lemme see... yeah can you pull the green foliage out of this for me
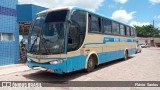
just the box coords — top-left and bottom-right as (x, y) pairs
(134, 25), (160, 37)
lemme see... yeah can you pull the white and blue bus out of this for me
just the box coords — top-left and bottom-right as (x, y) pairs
(27, 6), (136, 74)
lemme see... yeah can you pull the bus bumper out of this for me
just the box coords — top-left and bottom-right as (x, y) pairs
(26, 60), (67, 74)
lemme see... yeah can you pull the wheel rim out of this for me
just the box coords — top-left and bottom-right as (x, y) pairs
(87, 58), (95, 70)
(88, 59), (94, 68)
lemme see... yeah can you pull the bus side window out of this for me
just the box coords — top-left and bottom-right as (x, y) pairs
(133, 28), (136, 36)
(130, 27), (135, 37)
(89, 15), (101, 33)
(112, 21), (120, 35)
(126, 26), (130, 36)
(130, 27), (133, 36)
(103, 18), (112, 34)
(120, 24), (125, 35)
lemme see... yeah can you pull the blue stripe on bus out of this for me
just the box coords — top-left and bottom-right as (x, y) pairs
(27, 48), (136, 74)
(103, 37), (136, 43)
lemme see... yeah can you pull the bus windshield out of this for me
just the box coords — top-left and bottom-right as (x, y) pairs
(28, 10), (68, 55)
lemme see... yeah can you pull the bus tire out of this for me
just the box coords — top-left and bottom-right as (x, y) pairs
(85, 56), (95, 72)
(124, 50), (128, 60)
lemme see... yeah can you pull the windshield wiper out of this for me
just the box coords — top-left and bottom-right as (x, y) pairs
(29, 32), (40, 53)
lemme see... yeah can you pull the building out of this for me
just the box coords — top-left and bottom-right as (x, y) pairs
(136, 37), (151, 45)
(17, 4), (47, 40)
(0, 3), (47, 66)
(0, 0), (19, 66)
(153, 38), (160, 47)
(137, 37), (160, 47)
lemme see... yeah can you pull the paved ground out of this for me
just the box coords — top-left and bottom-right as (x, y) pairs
(0, 47), (160, 90)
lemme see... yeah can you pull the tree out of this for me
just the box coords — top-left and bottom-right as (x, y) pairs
(134, 25), (160, 37)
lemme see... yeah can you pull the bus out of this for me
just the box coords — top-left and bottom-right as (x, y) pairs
(27, 6), (136, 74)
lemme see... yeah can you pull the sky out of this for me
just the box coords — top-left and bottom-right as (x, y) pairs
(18, 0), (160, 28)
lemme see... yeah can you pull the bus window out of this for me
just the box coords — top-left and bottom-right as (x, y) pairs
(133, 28), (136, 36)
(120, 24), (125, 35)
(45, 10), (68, 22)
(130, 27), (136, 37)
(112, 21), (120, 35)
(126, 26), (130, 36)
(89, 15), (101, 33)
(68, 11), (86, 52)
(130, 28), (133, 36)
(103, 18), (112, 34)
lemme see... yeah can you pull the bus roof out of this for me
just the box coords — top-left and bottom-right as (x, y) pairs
(38, 6), (133, 28)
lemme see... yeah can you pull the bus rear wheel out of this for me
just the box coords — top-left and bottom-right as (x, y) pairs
(85, 56), (95, 72)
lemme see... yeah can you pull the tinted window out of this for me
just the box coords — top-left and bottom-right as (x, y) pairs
(67, 11), (86, 52)
(120, 24), (125, 35)
(112, 21), (120, 35)
(130, 28), (136, 36)
(89, 15), (101, 32)
(45, 10), (68, 22)
(103, 18), (112, 34)
(130, 28), (134, 36)
(133, 28), (136, 36)
(126, 26), (130, 36)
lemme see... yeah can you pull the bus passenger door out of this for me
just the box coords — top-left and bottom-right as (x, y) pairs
(66, 10), (87, 72)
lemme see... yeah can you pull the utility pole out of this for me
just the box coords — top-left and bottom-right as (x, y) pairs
(152, 20), (155, 47)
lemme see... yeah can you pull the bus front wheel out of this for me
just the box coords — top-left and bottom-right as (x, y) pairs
(85, 56), (95, 72)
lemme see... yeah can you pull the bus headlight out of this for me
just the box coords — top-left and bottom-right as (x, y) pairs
(50, 60), (63, 64)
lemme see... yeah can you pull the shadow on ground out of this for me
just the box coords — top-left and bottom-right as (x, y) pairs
(23, 56), (134, 82)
